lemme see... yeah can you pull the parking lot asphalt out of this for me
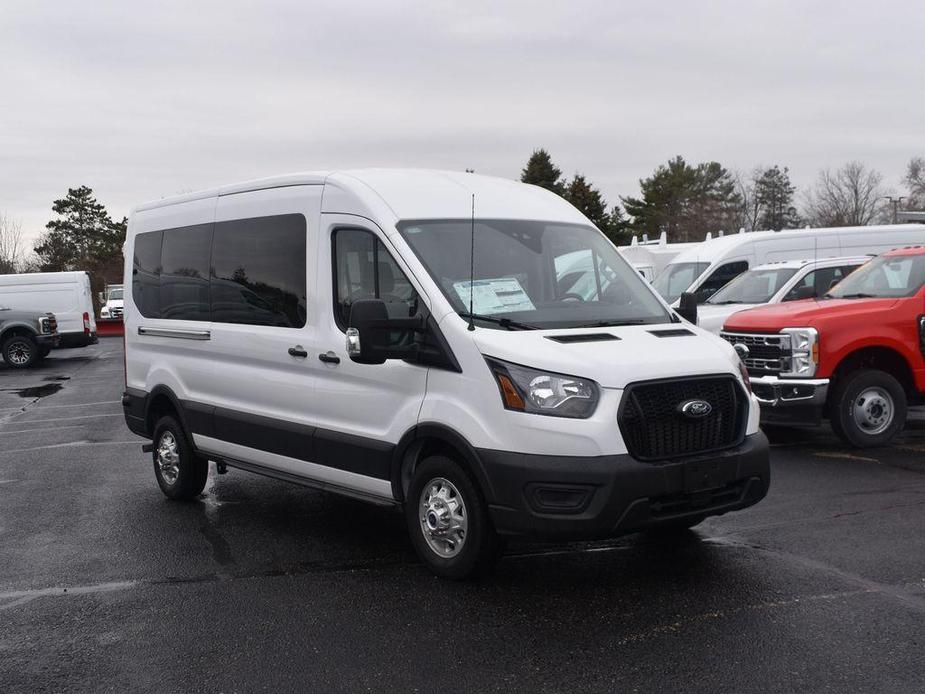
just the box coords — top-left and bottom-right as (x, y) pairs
(1, 343), (924, 693)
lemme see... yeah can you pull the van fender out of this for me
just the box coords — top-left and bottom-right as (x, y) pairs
(391, 423), (497, 505)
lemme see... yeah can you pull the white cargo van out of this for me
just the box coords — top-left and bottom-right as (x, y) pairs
(696, 256), (869, 333)
(0, 271), (97, 351)
(619, 235), (699, 281)
(652, 224), (925, 306)
(122, 170), (769, 578)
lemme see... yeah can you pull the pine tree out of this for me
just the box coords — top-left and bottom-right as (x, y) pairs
(564, 174), (610, 230)
(754, 166), (801, 229)
(621, 156), (742, 242)
(520, 149), (565, 195)
(34, 186), (126, 312)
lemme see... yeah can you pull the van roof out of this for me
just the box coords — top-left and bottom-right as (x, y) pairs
(665, 224), (925, 267)
(0, 271), (89, 284)
(132, 169), (588, 225)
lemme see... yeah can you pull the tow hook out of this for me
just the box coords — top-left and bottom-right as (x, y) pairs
(142, 443), (154, 453)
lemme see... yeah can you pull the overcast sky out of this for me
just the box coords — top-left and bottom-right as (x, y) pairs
(2, 1), (923, 244)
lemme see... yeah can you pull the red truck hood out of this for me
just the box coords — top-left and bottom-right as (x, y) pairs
(722, 298), (900, 333)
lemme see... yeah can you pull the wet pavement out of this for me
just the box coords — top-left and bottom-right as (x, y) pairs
(1, 343), (924, 693)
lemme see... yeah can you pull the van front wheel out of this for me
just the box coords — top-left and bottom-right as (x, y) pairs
(406, 455), (503, 580)
(152, 416), (208, 500)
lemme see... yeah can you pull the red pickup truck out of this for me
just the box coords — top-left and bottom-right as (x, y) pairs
(720, 247), (925, 447)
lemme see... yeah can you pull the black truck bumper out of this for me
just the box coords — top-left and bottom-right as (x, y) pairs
(478, 432), (769, 539)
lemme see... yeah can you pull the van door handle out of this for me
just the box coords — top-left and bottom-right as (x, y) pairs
(318, 351), (340, 364)
(288, 346), (308, 358)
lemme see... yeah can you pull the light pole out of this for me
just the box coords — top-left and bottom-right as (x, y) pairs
(883, 196), (906, 224)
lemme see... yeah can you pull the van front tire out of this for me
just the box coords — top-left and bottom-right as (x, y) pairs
(152, 416), (208, 500)
(406, 455), (503, 580)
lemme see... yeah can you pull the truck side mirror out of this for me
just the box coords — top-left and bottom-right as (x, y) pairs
(677, 292), (698, 324)
(794, 285), (816, 300)
(346, 299), (424, 365)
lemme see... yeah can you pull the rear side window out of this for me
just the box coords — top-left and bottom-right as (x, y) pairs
(696, 261), (749, 302)
(333, 228), (418, 329)
(131, 214), (307, 327)
(160, 224), (212, 321)
(132, 231), (163, 318)
(211, 214), (307, 328)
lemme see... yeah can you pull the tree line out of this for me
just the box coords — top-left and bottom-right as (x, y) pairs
(1, 154), (923, 283)
(521, 150), (925, 244)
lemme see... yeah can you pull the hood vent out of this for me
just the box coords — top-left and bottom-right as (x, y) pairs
(648, 328), (694, 338)
(546, 333), (620, 344)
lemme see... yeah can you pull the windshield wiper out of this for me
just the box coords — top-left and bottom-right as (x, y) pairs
(458, 312), (540, 330)
(831, 292), (878, 299)
(708, 300), (745, 305)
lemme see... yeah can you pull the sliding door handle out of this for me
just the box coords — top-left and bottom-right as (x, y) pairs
(288, 346), (308, 358)
(318, 351), (340, 364)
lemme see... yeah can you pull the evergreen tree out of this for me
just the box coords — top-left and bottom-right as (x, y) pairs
(621, 156), (742, 243)
(564, 174), (610, 229)
(604, 206), (631, 246)
(520, 149), (565, 195)
(754, 166), (801, 229)
(34, 186), (126, 311)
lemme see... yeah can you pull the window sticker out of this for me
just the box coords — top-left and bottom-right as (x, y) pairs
(453, 278), (535, 315)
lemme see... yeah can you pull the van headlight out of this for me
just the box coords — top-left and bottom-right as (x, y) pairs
(780, 327), (818, 378)
(485, 357), (599, 418)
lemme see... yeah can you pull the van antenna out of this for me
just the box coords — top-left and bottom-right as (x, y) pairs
(468, 194), (476, 331)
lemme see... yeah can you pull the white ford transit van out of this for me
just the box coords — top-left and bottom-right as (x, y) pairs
(122, 170), (769, 579)
(0, 271), (97, 350)
(653, 224), (925, 306)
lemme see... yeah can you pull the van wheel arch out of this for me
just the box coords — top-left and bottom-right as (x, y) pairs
(144, 387), (188, 438)
(392, 424), (496, 505)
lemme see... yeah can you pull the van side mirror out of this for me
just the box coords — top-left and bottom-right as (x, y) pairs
(346, 299), (424, 365)
(677, 292), (698, 324)
(794, 285), (816, 300)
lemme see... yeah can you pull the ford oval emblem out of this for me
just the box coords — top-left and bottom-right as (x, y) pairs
(679, 399), (713, 418)
(733, 343), (750, 359)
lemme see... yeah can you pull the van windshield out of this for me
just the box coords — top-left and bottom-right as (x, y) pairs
(707, 268), (798, 305)
(826, 254), (925, 299)
(652, 262), (708, 303)
(397, 220), (672, 330)
(108, 289), (123, 300)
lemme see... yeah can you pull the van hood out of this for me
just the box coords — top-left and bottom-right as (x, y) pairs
(722, 298), (899, 333)
(470, 323), (739, 389)
(697, 303), (760, 334)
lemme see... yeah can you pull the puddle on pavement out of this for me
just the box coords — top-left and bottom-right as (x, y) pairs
(9, 383), (64, 398)
(42, 376), (70, 382)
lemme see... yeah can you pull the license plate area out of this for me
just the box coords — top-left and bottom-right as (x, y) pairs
(683, 460), (729, 493)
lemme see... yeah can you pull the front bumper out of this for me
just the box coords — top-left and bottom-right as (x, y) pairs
(477, 432), (769, 539)
(749, 375), (829, 426)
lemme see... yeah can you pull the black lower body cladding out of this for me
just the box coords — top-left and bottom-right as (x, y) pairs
(478, 433), (770, 539)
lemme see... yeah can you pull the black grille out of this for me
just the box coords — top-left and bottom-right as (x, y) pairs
(720, 331), (787, 375)
(618, 375), (747, 461)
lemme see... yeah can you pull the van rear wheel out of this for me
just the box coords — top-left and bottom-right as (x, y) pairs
(829, 369), (906, 448)
(152, 415), (208, 500)
(406, 455), (504, 580)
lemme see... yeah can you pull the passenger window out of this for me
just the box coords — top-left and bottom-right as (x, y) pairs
(160, 225), (212, 321)
(782, 266), (854, 301)
(696, 261), (748, 302)
(333, 229), (418, 329)
(133, 231), (163, 318)
(211, 214), (307, 328)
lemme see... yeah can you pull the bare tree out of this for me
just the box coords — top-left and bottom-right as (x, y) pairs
(803, 161), (887, 227)
(0, 212), (25, 274)
(903, 156), (925, 209)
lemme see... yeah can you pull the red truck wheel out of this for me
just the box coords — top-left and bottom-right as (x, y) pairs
(830, 369), (906, 448)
